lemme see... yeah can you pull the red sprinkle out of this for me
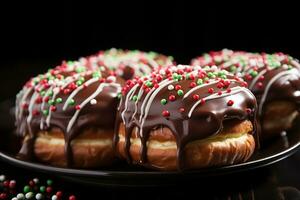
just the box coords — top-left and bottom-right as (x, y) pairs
(218, 91), (222, 95)
(69, 195), (76, 200)
(193, 94), (200, 101)
(162, 110), (170, 117)
(0, 193), (7, 199)
(9, 180), (16, 189)
(50, 106), (57, 112)
(189, 82), (196, 88)
(3, 181), (9, 187)
(32, 110), (40, 116)
(246, 108), (252, 114)
(46, 186), (52, 193)
(257, 82), (263, 88)
(175, 85), (182, 90)
(217, 82), (224, 88)
(29, 180), (35, 187)
(200, 98), (206, 105)
(145, 88), (151, 93)
(63, 89), (70, 95)
(208, 88), (214, 94)
(227, 88), (231, 93)
(259, 75), (265, 81)
(169, 95), (176, 101)
(56, 191), (63, 198)
(227, 100), (234, 106)
(75, 105), (81, 110)
(22, 103), (29, 109)
(154, 84), (159, 88)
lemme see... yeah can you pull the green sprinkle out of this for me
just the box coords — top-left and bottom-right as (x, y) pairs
(92, 71), (101, 78)
(177, 74), (183, 80)
(56, 98), (62, 104)
(145, 81), (153, 87)
(204, 77), (210, 82)
(68, 99), (75, 106)
(161, 99), (167, 105)
(76, 66), (86, 73)
(172, 73), (179, 80)
(76, 80), (83, 86)
(42, 110), (49, 116)
(40, 91), (46, 96)
(24, 185), (30, 193)
(177, 89), (184, 96)
(132, 95), (138, 102)
(79, 77), (85, 82)
(230, 66), (237, 72)
(40, 186), (46, 193)
(220, 75), (227, 79)
(47, 90), (53, 96)
(47, 179), (53, 186)
(207, 72), (215, 78)
(117, 93), (122, 99)
(197, 79), (203, 85)
(48, 99), (54, 105)
(67, 61), (74, 66)
(250, 70), (258, 77)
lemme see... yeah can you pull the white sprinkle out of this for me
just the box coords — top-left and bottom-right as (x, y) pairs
(36, 193), (43, 200)
(282, 64), (289, 69)
(51, 195), (58, 200)
(25, 192), (33, 199)
(17, 193), (25, 199)
(33, 178), (39, 184)
(168, 85), (174, 90)
(100, 66), (106, 71)
(211, 65), (218, 70)
(0, 175), (5, 181)
(53, 87), (60, 94)
(159, 69), (166, 75)
(48, 80), (54, 85)
(12, 198), (18, 200)
(90, 99), (97, 105)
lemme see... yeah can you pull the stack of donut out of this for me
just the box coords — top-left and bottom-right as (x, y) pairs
(191, 49), (300, 139)
(14, 48), (300, 171)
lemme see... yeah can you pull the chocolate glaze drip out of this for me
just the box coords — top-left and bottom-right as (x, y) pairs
(15, 63), (122, 166)
(115, 65), (258, 170)
(191, 50), (300, 118)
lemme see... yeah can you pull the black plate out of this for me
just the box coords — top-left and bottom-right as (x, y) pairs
(0, 100), (299, 186)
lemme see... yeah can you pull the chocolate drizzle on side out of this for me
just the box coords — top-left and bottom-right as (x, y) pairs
(115, 65), (258, 170)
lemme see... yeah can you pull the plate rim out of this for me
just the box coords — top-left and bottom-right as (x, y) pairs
(0, 139), (299, 177)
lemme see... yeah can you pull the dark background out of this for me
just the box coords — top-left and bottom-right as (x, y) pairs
(1, 1), (300, 100)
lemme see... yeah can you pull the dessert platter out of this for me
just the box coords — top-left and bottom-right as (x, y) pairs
(0, 48), (299, 186)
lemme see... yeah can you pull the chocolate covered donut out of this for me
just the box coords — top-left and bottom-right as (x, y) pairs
(192, 50), (300, 139)
(115, 65), (257, 170)
(15, 60), (122, 168)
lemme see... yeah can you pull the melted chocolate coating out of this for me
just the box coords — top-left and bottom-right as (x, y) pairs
(115, 65), (257, 170)
(191, 50), (300, 118)
(15, 63), (122, 166)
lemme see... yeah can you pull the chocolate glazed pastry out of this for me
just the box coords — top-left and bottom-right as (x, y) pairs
(15, 60), (123, 168)
(90, 48), (174, 80)
(115, 65), (258, 171)
(191, 50), (300, 139)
